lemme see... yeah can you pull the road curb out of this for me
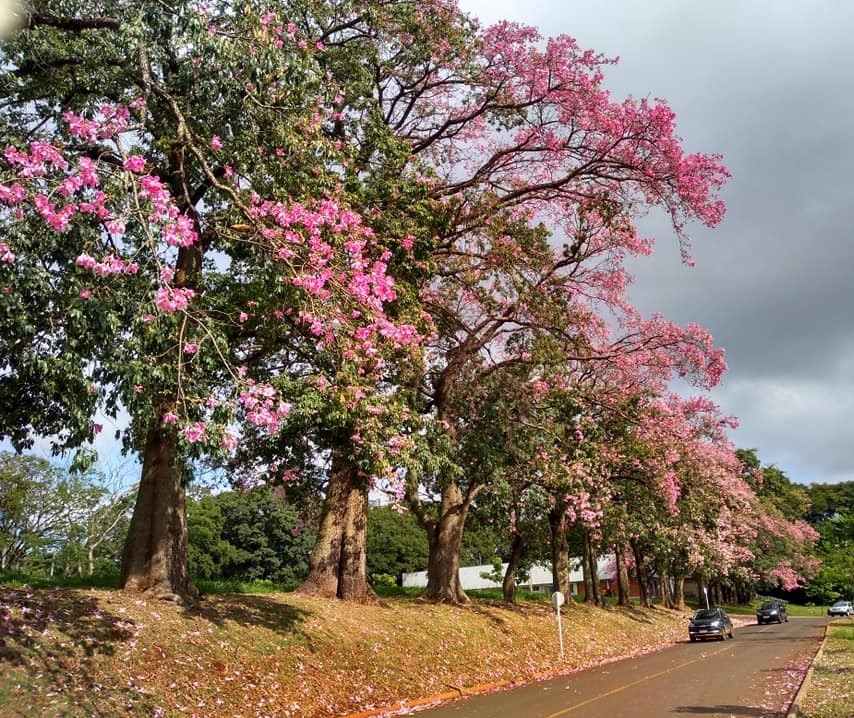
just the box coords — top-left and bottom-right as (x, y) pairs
(786, 621), (829, 718)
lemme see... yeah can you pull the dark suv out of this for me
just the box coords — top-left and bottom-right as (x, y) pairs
(689, 607), (734, 641)
(756, 600), (788, 624)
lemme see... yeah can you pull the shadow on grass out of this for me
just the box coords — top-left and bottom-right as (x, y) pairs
(614, 604), (657, 624)
(0, 585), (152, 715)
(183, 592), (311, 636)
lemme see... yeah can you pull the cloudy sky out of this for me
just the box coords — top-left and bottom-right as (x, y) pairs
(461, 0), (854, 485)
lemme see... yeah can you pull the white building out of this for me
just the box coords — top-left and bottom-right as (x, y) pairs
(402, 556), (617, 596)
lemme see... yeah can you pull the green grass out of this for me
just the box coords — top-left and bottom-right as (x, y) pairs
(194, 577), (298, 594)
(0, 572), (299, 596)
(0, 571), (120, 589)
(800, 617), (854, 718)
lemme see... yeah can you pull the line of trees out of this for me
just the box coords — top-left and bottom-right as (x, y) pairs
(0, 0), (821, 606)
(0, 452), (133, 577)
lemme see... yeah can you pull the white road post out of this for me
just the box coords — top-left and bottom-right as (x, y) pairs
(551, 591), (565, 660)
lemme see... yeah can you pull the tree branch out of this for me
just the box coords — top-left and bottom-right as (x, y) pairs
(26, 12), (120, 32)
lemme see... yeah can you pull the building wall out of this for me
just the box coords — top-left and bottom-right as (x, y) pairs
(401, 556), (641, 599)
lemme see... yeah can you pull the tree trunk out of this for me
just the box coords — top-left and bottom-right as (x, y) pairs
(296, 450), (375, 603)
(502, 532), (525, 604)
(548, 507), (570, 597)
(421, 480), (469, 603)
(87, 545), (95, 576)
(120, 424), (195, 603)
(659, 566), (673, 608)
(673, 575), (686, 610)
(582, 530), (601, 605)
(615, 543), (631, 606)
(630, 539), (654, 608)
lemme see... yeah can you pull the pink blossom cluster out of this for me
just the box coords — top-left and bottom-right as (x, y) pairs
(0, 182), (25, 205)
(181, 421), (208, 443)
(62, 104), (130, 143)
(161, 213), (199, 248)
(155, 285), (196, 312)
(76, 252), (139, 276)
(4, 142), (68, 176)
(238, 380), (292, 435)
(0, 242), (14, 264)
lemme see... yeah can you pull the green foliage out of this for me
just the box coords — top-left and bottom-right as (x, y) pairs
(187, 486), (315, 584)
(369, 573), (397, 588)
(804, 481), (854, 603)
(461, 510), (510, 567)
(366, 505), (428, 582)
(0, 452), (133, 577)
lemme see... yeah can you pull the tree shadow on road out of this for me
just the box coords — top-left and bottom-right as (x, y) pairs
(673, 705), (780, 716)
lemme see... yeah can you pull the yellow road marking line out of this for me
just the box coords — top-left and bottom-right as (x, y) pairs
(541, 642), (733, 718)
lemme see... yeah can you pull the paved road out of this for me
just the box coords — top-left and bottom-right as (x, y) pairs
(415, 617), (828, 718)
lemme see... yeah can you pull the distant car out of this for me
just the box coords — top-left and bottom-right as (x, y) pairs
(689, 607), (734, 641)
(827, 600), (854, 617)
(757, 600), (788, 624)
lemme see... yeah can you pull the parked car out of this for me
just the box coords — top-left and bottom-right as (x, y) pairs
(689, 607), (734, 641)
(827, 600), (854, 617)
(756, 600), (788, 624)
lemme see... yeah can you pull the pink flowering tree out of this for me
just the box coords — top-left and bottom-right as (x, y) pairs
(0, 1), (426, 601)
(599, 399), (818, 608)
(353, 16), (731, 602)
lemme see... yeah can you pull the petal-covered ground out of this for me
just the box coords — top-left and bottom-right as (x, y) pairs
(0, 587), (731, 718)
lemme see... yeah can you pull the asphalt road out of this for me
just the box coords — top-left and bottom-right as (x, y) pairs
(414, 617), (828, 718)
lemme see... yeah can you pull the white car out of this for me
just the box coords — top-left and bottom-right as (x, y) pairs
(827, 600), (854, 617)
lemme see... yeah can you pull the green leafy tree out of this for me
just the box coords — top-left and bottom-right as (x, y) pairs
(365, 505), (428, 584)
(804, 481), (854, 602)
(0, 452), (70, 571)
(187, 487), (315, 584)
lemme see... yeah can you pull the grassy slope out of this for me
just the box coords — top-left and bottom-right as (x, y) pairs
(0, 585), (692, 718)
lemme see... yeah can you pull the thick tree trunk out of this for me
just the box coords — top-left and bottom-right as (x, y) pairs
(421, 480), (469, 604)
(502, 532), (525, 604)
(548, 507), (570, 597)
(87, 545), (95, 576)
(615, 543), (631, 606)
(296, 451), (375, 603)
(120, 425), (195, 603)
